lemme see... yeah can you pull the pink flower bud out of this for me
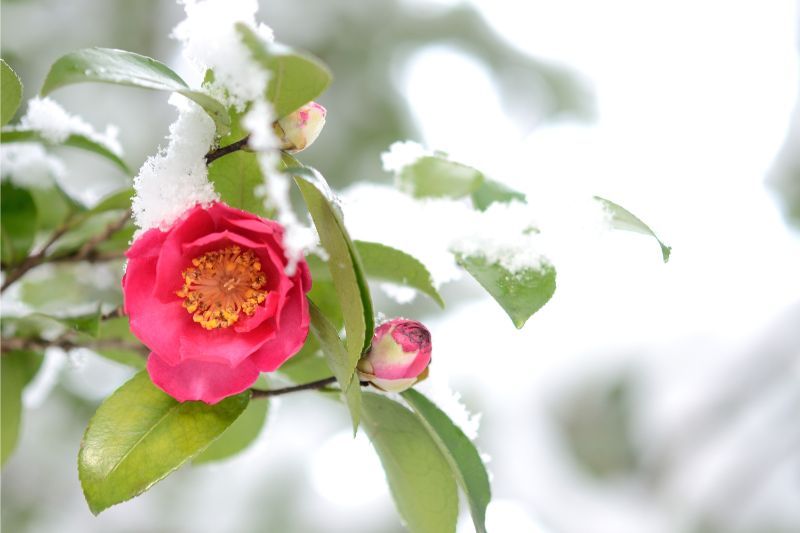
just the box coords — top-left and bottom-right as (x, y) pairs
(274, 102), (326, 153)
(357, 319), (432, 393)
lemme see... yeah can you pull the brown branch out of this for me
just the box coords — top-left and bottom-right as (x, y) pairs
(1, 335), (148, 356)
(1, 222), (73, 293)
(205, 136), (251, 165)
(250, 377), (371, 398)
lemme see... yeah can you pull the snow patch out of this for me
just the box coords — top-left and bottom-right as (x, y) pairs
(381, 140), (432, 173)
(0, 143), (65, 188)
(131, 94), (218, 232)
(17, 97), (122, 156)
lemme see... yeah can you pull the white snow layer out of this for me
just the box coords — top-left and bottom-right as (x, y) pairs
(132, 94), (218, 232)
(17, 97), (123, 156)
(381, 140), (432, 173)
(0, 143), (65, 188)
(173, 0), (273, 110)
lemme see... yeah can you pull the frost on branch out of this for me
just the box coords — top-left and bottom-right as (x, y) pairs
(131, 95), (218, 232)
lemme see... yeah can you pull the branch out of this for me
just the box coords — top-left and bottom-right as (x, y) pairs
(0, 335), (148, 357)
(250, 377), (370, 398)
(1, 222), (73, 293)
(205, 136), (251, 165)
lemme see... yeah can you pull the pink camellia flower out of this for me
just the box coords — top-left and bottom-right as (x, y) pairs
(123, 202), (311, 404)
(275, 102), (326, 153)
(357, 319), (432, 393)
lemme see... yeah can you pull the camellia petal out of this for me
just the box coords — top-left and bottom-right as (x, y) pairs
(123, 201), (312, 403)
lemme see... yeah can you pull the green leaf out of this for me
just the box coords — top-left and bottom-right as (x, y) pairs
(40, 48), (230, 136)
(294, 173), (374, 361)
(308, 278), (343, 330)
(0, 182), (37, 266)
(355, 240), (444, 308)
(78, 371), (250, 514)
(21, 308), (103, 337)
(0, 130), (129, 173)
(472, 179), (526, 211)
(277, 335), (332, 383)
(1, 59), (23, 126)
(402, 389), (491, 533)
(208, 151), (268, 216)
(361, 393), (459, 533)
(89, 187), (133, 214)
(1, 351), (43, 466)
(397, 156), (484, 199)
(237, 24), (332, 118)
(194, 392), (268, 464)
(93, 317), (146, 369)
(458, 254), (556, 329)
(29, 186), (74, 230)
(594, 196), (671, 262)
(308, 300), (361, 431)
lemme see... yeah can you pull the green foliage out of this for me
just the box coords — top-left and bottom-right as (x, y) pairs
(294, 173), (374, 361)
(471, 179), (526, 211)
(361, 393), (459, 533)
(0, 182), (37, 266)
(402, 389), (491, 533)
(1, 351), (43, 466)
(458, 254), (557, 329)
(194, 384), (268, 464)
(78, 371), (250, 514)
(355, 240), (444, 308)
(595, 196), (671, 262)
(40, 47), (230, 136)
(0, 130), (128, 173)
(308, 300), (361, 431)
(1, 59), (23, 126)
(208, 151), (268, 216)
(237, 24), (332, 118)
(277, 335), (331, 383)
(93, 317), (146, 369)
(6, 308), (103, 338)
(397, 155), (484, 199)
(88, 187), (133, 214)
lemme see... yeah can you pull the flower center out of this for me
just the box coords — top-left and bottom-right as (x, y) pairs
(176, 245), (267, 330)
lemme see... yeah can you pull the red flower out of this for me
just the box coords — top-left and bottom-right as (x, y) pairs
(123, 202), (311, 403)
(357, 319), (431, 392)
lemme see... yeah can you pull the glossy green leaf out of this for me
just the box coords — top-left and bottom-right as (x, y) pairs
(458, 254), (556, 329)
(79, 371), (250, 514)
(595, 196), (671, 262)
(93, 317), (146, 369)
(355, 240), (444, 308)
(472, 179), (526, 211)
(237, 24), (332, 118)
(194, 391), (268, 464)
(29, 186), (74, 230)
(0, 130), (128, 173)
(12, 308), (104, 338)
(40, 48), (230, 136)
(294, 173), (374, 361)
(0, 350), (43, 466)
(208, 151), (268, 216)
(397, 156), (484, 199)
(308, 300), (361, 431)
(89, 187), (133, 214)
(0, 182), (37, 266)
(20, 267), (122, 313)
(403, 389), (491, 533)
(361, 393), (459, 533)
(276, 335), (331, 383)
(1, 59), (23, 126)
(308, 278), (343, 330)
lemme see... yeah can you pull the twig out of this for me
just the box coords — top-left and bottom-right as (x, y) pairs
(75, 209), (131, 261)
(205, 136), (251, 165)
(1, 222), (73, 293)
(250, 377), (371, 398)
(0, 335), (148, 356)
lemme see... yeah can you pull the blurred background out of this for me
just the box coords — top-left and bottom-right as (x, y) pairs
(2, 0), (799, 532)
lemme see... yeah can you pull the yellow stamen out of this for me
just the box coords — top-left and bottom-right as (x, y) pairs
(176, 245), (267, 330)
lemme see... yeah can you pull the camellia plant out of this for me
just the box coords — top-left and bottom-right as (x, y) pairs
(0, 1), (670, 531)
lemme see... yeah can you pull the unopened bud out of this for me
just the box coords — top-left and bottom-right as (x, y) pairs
(357, 318), (432, 393)
(274, 102), (326, 153)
